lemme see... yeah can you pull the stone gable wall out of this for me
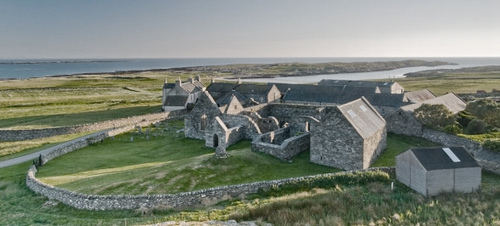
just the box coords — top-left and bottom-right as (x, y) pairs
(267, 104), (323, 125)
(385, 110), (423, 137)
(310, 109), (365, 170)
(0, 110), (186, 142)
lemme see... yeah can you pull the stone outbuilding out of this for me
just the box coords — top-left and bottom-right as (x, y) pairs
(396, 146), (481, 196)
(387, 92), (467, 136)
(310, 97), (387, 170)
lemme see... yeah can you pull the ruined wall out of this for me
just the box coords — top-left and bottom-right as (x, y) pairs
(220, 114), (261, 140)
(0, 110), (186, 142)
(184, 93), (221, 140)
(266, 103), (323, 125)
(252, 128), (310, 161)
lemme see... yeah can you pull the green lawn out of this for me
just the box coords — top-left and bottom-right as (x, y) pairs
(36, 121), (336, 195)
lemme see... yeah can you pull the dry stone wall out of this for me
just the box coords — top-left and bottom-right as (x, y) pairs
(0, 110), (187, 141)
(27, 163), (393, 210)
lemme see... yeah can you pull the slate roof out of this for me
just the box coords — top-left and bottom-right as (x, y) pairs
(404, 89), (436, 103)
(401, 93), (466, 114)
(216, 90), (248, 106)
(234, 84), (275, 95)
(282, 84), (406, 107)
(163, 83), (175, 89)
(337, 97), (386, 139)
(180, 82), (201, 93)
(318, 79), (398, 88)
(407, 146), (480, 171)
(207, 83), (238, 93)
(165, 95), (188, 106)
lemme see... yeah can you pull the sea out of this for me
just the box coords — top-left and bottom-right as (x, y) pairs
(1, 57), (499, 83)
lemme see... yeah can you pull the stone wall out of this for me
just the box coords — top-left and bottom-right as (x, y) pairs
(420, 128), (500, 174)
(252, 129), (310, 161)
(28, 162), (392, 211)
(0, 110), (187, 142)
(385, 109), (423, 137)
(310, 109), (365, 170)
(266, 103), (323, 125)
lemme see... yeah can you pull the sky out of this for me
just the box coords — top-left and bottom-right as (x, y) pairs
(1, 0), (500, 59)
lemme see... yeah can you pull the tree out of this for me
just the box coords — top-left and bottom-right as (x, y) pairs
(465, 119), (487, 135)
(414, 103), (455, 129)
(466, 99), (500, 128)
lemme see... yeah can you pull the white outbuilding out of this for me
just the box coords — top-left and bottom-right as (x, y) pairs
(396, 146), (481, 196)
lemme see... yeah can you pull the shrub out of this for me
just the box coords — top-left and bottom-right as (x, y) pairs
(483, 140), (500, 152)
(465, 119), (488, 135)
(457, 111), (476, 128)
(444, 124), (462, 135)
(414, 104), (455, 129)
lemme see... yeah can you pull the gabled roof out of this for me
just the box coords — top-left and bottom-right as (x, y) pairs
(207, 83), (238, 93)
(406, 146), (480, 171)
(216, 90), (248, 106)
(336, 97), (386, 139)
(234, 84), (275, 95)
(318, 79), (398, 88)
(179, 82), (201, 93)
(401, 93), (466, 114)
(404, 89), (436, 103)
(282, 84), (406, 107)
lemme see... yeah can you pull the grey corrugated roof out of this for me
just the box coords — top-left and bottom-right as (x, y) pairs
(404, 89), (436, 103)
(408, 146), (480, 171)
(337, 97), (386, 139)
(401, 93), (466, 114)
(165, 95), (188, 106)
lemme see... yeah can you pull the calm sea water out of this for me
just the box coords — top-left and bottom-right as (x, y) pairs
(1, 57), (499, 81)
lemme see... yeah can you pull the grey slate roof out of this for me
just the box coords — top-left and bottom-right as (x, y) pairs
(216, 90), (248, 106)
(234, 84), (274, 95)
(404, 89), (436, 103)
(165, 95), (188, 106)
(318, 79), (397, 88)
(401, 93), (466, 114)
(337, 97), (386, 139)
(163, 83), (175, 89)
(207, 83), (238, 93)
(180, 82), (201, 93)
(282, 84), (406, 107)
(408, 146), (480, 171)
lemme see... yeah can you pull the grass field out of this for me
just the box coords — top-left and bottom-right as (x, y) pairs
(3, 122), (500, 225)
(393, 71), (500, 95)
(36, 121), (336, 195)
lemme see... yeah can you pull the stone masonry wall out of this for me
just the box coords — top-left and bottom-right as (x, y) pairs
(252, 131), (310, 161)
(0, 110), (187, 141)
(28, 165), (394, 211)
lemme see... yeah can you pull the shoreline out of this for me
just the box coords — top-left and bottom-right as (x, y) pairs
(0, 59), (456, 81)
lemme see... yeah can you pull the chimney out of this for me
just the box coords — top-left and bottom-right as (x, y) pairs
(188, 77), (194, 83)
(237, 77), (242, 84)
(175, 77), (182, 86)
(211, 77), (215, 84)
(195, 75), (201, 82)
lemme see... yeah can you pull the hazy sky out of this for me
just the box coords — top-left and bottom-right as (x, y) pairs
(1, 0), (500, 59)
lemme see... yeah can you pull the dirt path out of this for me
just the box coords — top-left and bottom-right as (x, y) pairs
(0, 130), (109, 169)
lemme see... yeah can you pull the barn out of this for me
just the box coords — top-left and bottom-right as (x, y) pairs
(396, 146), (481, 196)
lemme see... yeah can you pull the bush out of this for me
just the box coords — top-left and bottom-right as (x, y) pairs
(457, 111), (476, 128)
(483, 140), (500, 152)
(465, 119), (488, 135)
(414, 104), (455, 129)
(444, 124), (462, 135)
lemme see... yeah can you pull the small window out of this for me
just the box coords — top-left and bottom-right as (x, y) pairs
(347, 110), (357, 118)
(359, 105), (367, 112)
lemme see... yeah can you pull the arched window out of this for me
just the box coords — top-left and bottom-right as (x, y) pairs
(200, 114), (207, 130)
